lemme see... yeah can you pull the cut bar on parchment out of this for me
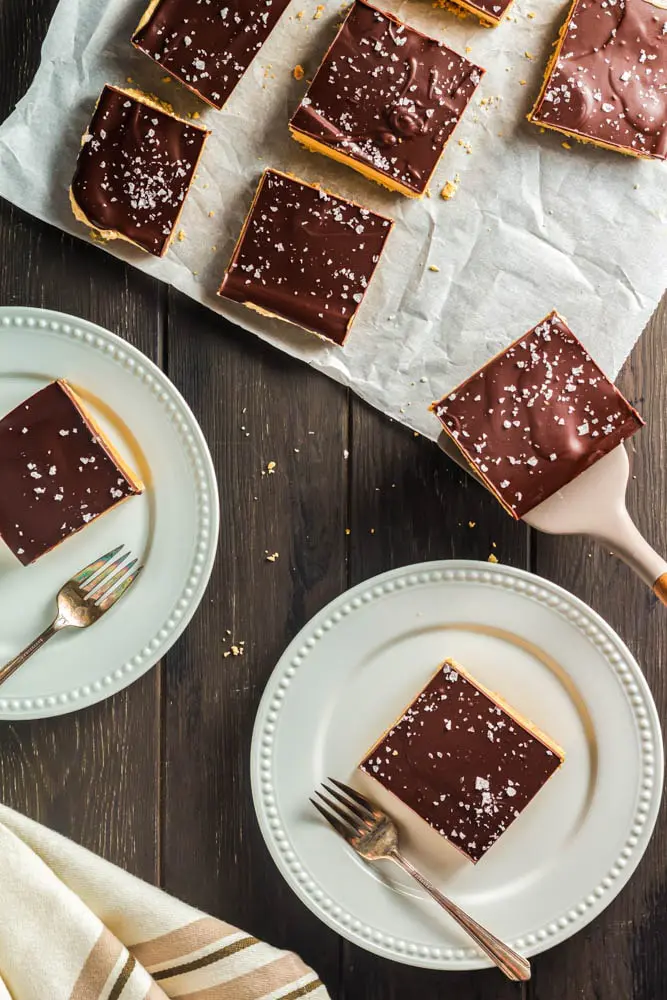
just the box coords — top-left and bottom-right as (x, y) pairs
(444, 0), (514, 27)
(70, 85), (210, 257)
(132, 0), (291, 110)
(529, 0), (667, 159)
(218, 168), (393, 345)
(290, 0), (484, 197)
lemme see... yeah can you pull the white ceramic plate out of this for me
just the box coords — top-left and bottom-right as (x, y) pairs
(0, 307), (219, 720)
(250, 560), (663, 970)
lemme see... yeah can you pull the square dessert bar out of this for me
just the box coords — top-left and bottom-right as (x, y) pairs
(289, 0), (484, 198)
(218, 169), (393, 344)
(446, 0), (514, 27)
(0, 381), (143, 565)
(432, 311), (644, 519)
(132, 0), (291, 110)
(360, 659), (564, 863)
(70, 85), (210, 257)
(529, 0), (667, 159)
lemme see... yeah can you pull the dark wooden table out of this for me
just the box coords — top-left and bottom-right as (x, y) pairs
(1, 3), (666, 997)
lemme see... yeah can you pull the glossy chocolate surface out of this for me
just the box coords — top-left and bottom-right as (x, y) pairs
(360, 660), (563, 863)
(218, 169), (393, 344)
(0, 382), (141, 565)
(531, 0), (667, 159)
(71, 86), (209, 256)
(290, 0), (483, 195)
(132, 0), (290, 110)
(433, 312), (644, 518)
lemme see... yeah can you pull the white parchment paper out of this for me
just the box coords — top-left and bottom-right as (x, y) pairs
(0, 0), (665, 441)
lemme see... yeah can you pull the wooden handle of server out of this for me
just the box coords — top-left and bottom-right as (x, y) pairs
(653, 573), (667, 606)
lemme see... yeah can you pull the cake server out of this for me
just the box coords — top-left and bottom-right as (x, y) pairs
(312, 778), (531, 981)
(439, 436), (667, 606)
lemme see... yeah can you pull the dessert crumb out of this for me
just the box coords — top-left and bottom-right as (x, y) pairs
(223, 640), (246, 658)
(519, 79), (528, 86)
(468, 521), (476, 528)
(428, 264), (440, 272)
(293, 64), (305, 79)
(161, 76), (171, 84)
(265, 551), (279, 562)
(488, 553), (499, 563)
(458, 139), (472, 155)
(345, 527), (351, 535)
(440, 174), (460, 200)
(208, 210), (215, 217)
(313, 4), (325, 17)
(562, 141), (572, 150)
(177, 229), (186, 242)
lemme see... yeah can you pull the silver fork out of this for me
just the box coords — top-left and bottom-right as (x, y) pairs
(312, 778), (531, 982)
(0, 546), (142, 689)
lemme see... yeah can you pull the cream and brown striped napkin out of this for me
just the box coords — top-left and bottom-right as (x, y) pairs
(0, 804), (329, 1000)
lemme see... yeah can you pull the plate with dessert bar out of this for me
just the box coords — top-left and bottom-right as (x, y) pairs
(0, 306), (219, 719)
(251, 560), (662, 970)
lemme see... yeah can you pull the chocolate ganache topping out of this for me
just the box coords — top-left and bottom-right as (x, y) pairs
(0, 382), (142, 565)
(218, 169), (393, 344)
(531, 0), (667, 159)
(360, 660), (563, 863)
(290, 0), (484, 195)
(71, 86), (209, 256)
(432, 312), (644, 518)
(132, 0), (291, 110)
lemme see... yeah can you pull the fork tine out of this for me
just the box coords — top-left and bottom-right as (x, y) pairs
(315, 790), (363, 836)
(72, 545), (124, 585)
(96, 566), (142, 612)
(310, 797), (356, 843)
(80, 551), (131, 594)
(322, 782), (373, 826)
(87, 558), (137, 602)
(328, 777), (377, 818)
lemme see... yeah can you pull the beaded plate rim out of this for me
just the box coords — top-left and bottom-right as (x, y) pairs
(0, 306), (220, 719)
(251, 559), (663, 970)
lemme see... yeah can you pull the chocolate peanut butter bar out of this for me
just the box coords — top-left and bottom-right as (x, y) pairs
(218, 168), (393, 344)
(446, 0), (514, 26)
(132, 0), (291, 110)
(431, 311), (644, 519)
(360, 659), (564, 863)
(70, 85), (210, 257)
(289, 0), (484, 198)
(530, 0), (667, 159)
(0, 381), (143, 565)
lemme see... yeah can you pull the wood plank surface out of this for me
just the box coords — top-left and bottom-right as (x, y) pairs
(0, 0), (161, 879)
(0, 1), (666, 998)
(160, 294), (347, 993)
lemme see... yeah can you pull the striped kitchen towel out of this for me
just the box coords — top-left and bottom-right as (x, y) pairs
(0, 804), (328, 1000)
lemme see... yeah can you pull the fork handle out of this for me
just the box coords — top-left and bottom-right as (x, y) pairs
(0, 618), (66, 689)
(390, 850), (531, 982)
